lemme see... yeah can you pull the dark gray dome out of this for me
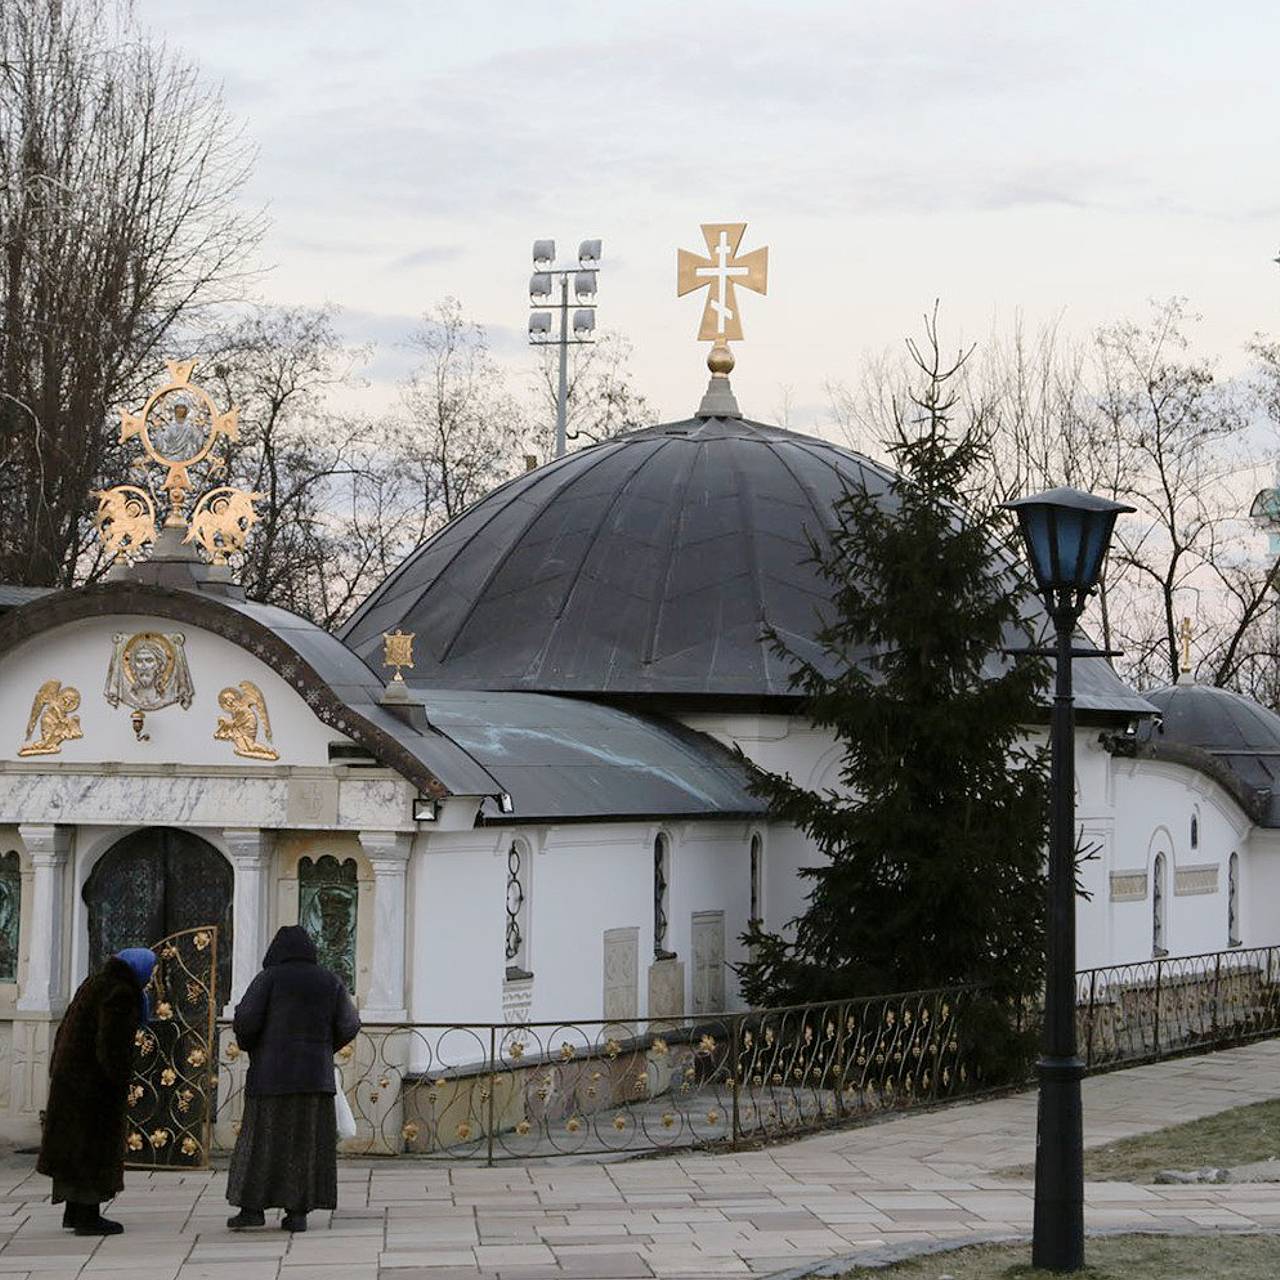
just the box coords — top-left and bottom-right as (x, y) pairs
(1146, 682), (1280, 754)
(340, 415), (1150, 710)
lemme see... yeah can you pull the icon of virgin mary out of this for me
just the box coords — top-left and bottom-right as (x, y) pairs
(104, 631), (196, 712)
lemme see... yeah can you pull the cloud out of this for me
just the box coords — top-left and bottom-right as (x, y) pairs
(387, 245), (464, 272)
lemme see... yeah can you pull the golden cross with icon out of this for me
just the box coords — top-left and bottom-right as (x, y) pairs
(1179, 617), (1193, 675)
(677, 223), (768, 376)
(382, 629), (416, 683)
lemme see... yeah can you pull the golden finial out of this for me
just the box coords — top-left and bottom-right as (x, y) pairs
(118, 360), (239, 528)
(1178, 617), (1193, 681)
(382, 630), (415, 683)
(100, 361), (259, 569)
(677, 223), (768, 408)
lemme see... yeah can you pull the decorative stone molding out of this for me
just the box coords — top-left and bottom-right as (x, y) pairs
(502, 978), (533, 1026)
(16, 824), (71, 1014)
(1175, 863), (1219, 897)
(1109, 871), (1148, 903)
(357, 830), (413, 1022)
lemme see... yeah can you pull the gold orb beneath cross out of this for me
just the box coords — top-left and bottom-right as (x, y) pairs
(707, 344), (735, 376)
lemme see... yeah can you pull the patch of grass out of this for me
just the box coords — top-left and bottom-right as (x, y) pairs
(833, 1233), (1278, 1278)
(996, 1097), (1280, 1182)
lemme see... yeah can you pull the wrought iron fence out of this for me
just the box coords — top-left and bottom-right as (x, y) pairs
(208, 944), (1280, 1164)
(212, 985), (990, 1162)
(1077, 944), (1280, 1069)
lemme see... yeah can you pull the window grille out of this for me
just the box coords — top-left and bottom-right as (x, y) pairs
(505, 841), (531, 979)
(1228, 852), (1241, 947)
(298, 855), (359, 993)
(0, 852), (19, 983)
(654, 835), (673, 959)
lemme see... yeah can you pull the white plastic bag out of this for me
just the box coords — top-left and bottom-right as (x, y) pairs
(334, 1067), (357, 1140)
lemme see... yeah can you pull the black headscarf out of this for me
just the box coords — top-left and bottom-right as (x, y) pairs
(262, 925), (318, 968)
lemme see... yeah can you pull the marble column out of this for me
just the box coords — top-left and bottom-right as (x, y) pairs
(357, 830), (412, 1023)
(223, 827), (272, 1014)
(16, 824), (71, 1015)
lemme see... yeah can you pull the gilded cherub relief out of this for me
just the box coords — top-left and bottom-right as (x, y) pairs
(214, 681), (279, 761)
(18, 680), (83, 757)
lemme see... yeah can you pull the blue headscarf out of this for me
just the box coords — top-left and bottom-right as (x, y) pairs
(116, 947), (158, 1026)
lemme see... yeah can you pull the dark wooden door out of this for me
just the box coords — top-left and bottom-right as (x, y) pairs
(85, 828), (233, 1000)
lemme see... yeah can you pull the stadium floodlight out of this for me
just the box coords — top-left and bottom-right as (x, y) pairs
(527, 235), (603, 458)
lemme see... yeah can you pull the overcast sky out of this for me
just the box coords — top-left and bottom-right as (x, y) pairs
(135, 0), (1280, 430)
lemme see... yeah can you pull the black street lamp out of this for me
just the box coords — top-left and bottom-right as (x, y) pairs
(1002, 486), (1134, 1273)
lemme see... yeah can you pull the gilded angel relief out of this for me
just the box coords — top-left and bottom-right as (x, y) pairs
(105, 632), (195, 713)
(18, 680), (83, 757)
(214, 681), (279, 761)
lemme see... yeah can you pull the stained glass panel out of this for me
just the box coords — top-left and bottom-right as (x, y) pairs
(0, 851), (20, 982)
(299, 855), (358, 992)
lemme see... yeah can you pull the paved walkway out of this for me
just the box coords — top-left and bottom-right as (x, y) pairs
(2, 1041), (1279, 1279)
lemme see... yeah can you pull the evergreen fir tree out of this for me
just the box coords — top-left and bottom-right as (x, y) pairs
(739, 322), (1049, 1033)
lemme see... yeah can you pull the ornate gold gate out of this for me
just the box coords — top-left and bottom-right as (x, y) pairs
(124, 926), (219, 1170)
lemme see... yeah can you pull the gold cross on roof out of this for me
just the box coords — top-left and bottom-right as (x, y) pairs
(1179, 617), (1193, 675)
(677, 223), (769, 350)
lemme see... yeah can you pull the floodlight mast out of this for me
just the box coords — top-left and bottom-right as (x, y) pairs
(528, 239), (602, 459)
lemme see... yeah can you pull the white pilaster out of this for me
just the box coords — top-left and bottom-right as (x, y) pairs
(358, 830), (412, 1022)
(16, 824), (72, 1014)
(224, 827), (272, 1014)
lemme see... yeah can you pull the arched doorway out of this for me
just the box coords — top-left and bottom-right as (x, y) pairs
(85, 828), (233, 1000)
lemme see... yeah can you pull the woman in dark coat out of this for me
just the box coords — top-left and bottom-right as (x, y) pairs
(227, 925), (361, 1232)
(38, 947), (158, 1236)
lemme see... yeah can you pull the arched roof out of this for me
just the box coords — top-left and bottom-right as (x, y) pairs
(341, 416), (1150, 713)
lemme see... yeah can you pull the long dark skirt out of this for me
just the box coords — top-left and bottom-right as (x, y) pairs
(227, 1093), (337, 1213)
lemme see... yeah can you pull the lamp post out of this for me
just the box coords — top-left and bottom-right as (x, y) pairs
(529, 238), (602, 459)
(1002, 486), (1134, 1273)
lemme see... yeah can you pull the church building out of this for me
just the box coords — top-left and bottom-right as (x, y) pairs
(0, 234), (1274, 1143)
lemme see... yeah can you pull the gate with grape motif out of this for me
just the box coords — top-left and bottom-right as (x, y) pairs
(124, 926), (219, 1170)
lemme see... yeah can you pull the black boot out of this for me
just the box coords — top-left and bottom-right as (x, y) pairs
(227, 1209), (266, 1230)
(73, 1203), (124, 1236)
(281, 1210), (307, 1232)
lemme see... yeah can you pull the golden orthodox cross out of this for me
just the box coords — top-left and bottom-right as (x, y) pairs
(1179, 617), (1193, 674)
(677, 223), (768, 371)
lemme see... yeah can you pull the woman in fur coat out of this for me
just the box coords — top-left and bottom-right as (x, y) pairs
(227, 926), (361, 1232)
(37, 947), (157, 1236)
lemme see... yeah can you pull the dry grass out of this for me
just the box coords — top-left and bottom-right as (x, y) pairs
(833, 1233), (1279, 1278)
(995, 1098), (1280, 1183)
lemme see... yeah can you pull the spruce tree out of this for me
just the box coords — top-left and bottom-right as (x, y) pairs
(739, 323), (1049, 1030)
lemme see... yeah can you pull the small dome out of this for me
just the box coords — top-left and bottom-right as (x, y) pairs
(1145, 683), (1280, 754)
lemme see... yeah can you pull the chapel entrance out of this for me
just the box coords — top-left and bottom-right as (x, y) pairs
(84, 828), (233, 1003)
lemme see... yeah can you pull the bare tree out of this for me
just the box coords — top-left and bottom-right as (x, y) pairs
(396, 297), (526, 533)
(199, 305), (413, 629)
(828, 301), (1280, 697)
(0, 0), (261, 586)
(528, 329), (654, 462)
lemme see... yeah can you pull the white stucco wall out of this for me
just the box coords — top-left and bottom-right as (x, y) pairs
(680, 710), (1279, 972)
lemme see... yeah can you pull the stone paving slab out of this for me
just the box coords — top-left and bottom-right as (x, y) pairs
(1, 1040), (1279, 1279)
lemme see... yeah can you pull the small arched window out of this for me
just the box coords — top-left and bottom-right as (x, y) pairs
(0, 851), (20, 983)
(1152, 852), (1167, 957)
(298, 855), (358, 992)
(1190, 811), (1199, 850)
(1228, 852), (1241, 947)
(654, 834), (673, 959)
